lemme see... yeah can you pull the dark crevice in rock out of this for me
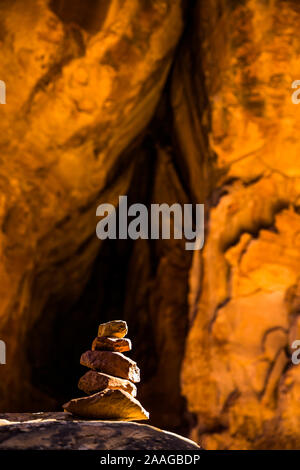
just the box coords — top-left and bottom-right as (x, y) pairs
(49, 0), (111, 35)
(220, 200), (290, 253)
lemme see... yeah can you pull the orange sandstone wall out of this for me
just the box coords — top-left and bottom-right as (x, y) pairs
(0, 0), (300, 450)
(173, 0), (300, 449)
(0, 0), (185, 411)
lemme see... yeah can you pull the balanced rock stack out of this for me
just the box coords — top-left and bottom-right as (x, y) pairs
(63, 320), (149, 421)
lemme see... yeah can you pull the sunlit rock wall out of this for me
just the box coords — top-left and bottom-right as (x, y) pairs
(175, 0), (300, 449)
(0, 0), (184, 411)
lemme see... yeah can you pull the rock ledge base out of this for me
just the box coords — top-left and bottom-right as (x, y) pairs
(0, 413), (199, 450)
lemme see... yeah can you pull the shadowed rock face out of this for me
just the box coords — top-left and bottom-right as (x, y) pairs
(1, 0), (300, 451)
(50, 0), (112, 34)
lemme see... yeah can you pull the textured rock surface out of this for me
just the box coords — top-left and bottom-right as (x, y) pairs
(121, 145), (193, 432)
(78, 370), (137, 397)
(0, 413), (200, 450)
(1, 0), (300, 451)
(173, 0), (300, 450)
(0, 0), (185, 412)
(92, 336), (131, 352)
(98, 320), (128, 338)
(63, 388), (149, 420)
(80, 350), (140, 382)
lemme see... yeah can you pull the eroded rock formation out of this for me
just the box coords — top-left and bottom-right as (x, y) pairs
(0, 0), (300, 450)
(0, 0), (185, 411)
(175, 0), (300, 450)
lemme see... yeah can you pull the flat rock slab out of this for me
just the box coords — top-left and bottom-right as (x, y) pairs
(78, 371), (137, 397)
(92, 336), (131, 353)
(0, 413), (200, 450)
(63, 389), (148, 421)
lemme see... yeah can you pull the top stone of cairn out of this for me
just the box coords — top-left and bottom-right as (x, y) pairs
(98, 320), (128, 338)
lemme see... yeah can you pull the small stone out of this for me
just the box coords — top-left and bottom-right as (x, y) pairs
(98, 320), (128, 338)
(78, 370), (137, 397)
(63, 389), (149, 421)
(80, 350), (140, 383)
(92, 336), (131, 352)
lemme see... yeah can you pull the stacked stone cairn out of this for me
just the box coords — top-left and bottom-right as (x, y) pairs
(63, 320), (149, 421)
